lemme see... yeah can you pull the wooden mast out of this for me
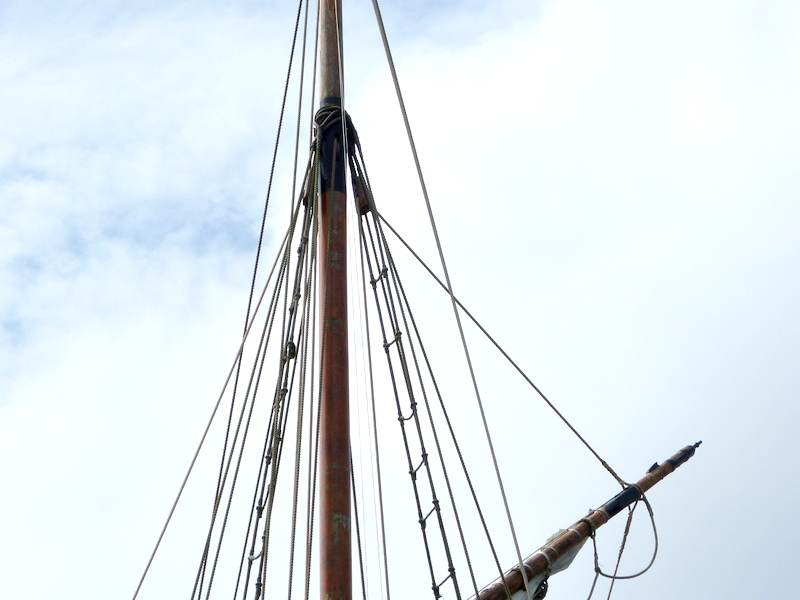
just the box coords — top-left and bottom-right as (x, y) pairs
(317, 0), (351, 599)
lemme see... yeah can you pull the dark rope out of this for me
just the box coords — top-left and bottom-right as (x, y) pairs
(377, 215), (628, 489)
(585, 494), (659, 600)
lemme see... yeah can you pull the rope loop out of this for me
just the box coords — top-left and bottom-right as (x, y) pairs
(313, 103), (358, 151)
(580, 516), (597, 538)
(587, 493), (659, 591)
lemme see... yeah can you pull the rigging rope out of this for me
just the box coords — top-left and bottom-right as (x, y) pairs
(286, 187), (317, 600)
(350, 158), (481, 597)
(302, 106), (323, 600)
(350, 453), (369, 600)
(349, 128), (510, 599)
(197, 177), (310, 600)
(131, 1), (311, 595)
(255, 198), (318, 597)
(384, 241), (512, 600)
(367, 2), (533, 597)
(132, 1), (652, 596)
(377, 215), (628, 489)
(355, 168), (465, 598)
(131, 213), (297, 600)
(360, 215), (454, 597)
(197, 4), (325, 596)
(585, 493), (659, 600)
(359, 232), (393, 600)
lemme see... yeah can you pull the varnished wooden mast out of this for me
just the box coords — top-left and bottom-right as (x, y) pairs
(318, 1), (351, 600)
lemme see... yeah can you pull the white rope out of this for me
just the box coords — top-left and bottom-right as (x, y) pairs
(358, 209), (392, 600)
(367, 1), (532, 598)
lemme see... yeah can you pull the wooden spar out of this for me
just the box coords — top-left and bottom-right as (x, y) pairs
(473, 442), (702, 600)
(317, 1), (351, 600)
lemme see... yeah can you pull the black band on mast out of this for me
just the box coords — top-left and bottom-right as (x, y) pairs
(316, 97), (347, 194)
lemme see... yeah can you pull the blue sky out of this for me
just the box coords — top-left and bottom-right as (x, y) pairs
(2, 1), (800, 599)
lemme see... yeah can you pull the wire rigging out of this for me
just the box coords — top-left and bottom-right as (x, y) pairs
(130, 213), (297, 600)
(583, 493), (659, 600)
(367, 2), (534, 597)
(131, 2), (664, 599)
(194, 181), (309, 600)
(349, 123), (512, 600)
(377, 215), (627, 489)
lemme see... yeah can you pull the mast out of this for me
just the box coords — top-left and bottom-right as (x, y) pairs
(317, 1), (351, 600)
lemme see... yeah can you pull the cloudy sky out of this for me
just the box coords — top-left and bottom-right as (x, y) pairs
(2, 1), (800, 599)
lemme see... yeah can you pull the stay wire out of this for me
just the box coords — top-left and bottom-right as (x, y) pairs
(350, 145), (478, 599)
(234, 197), (308, 600)
(350, 452), (369, 600)
(355, 204), (392, 600)
(358, 212), (461, 599)
(358, 217), (440, 590)
(379, 219), (476, 598)
(248, 11), (312, 579)
(272, 186), (319, 595)
(287, 191), (318, 600)
(585, 495), (659, 600)
(290, 0), (312, 217)
(131, 0), (309, 595)
(368, 1), (532, 596)
(251, 313), (301, 598)
(202, 192), (315, 598)
(172, 220), (295, 599)
(293, 6), (321, 598)
(371, 214), (507, 600)
(350, 124), (513, 598)
(257, 318), (304, 592)
(246, 0), (307, 321)
(228, 178), (316, 589)
(253, 194), (319, 596)
(302, 270), (321, 600)
(266, 2), (315, 579)
(217, 0), (309, 564)
(347, 164), (375, 596)
(199, 191), (304, 600)
(384, 265), (462, 600)
(302, 122), (324, 600)
(131, 215), (296, 600)
(351, 143), (399, 600)
(377, 215), (627, 489)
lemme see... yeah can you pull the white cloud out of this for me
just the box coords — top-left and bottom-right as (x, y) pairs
(2, 1), (800, 599)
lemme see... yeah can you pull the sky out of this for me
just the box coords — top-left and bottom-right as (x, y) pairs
(2, 0), (800, 599)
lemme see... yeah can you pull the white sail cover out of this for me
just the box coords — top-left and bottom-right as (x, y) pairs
(509, 530), (588, 600)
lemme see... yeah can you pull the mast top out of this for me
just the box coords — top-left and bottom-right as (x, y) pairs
(319, 0), (344, 103)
